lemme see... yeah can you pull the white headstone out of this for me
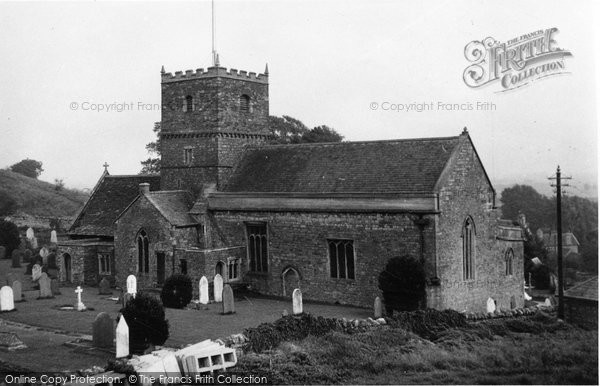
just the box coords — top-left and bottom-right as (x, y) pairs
(214, 274), (223, 303)
(374, 296), (383, 318)
(26, 227), (34, 239)
(126, 275), (137, 295)
(292, 288), (303, 315)
(32, 264), (42, 282)
(0, 286), (15, 311)
(50, 230), (58, 244)
(116, 316), (130, 358)
(74, 286), (86, 311)
(486, 297), (496, 313)
(39, 247), (50, 265)
(199, 276), (209, 304)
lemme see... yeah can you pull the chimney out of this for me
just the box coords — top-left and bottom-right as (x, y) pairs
(139, 183), (150, 195)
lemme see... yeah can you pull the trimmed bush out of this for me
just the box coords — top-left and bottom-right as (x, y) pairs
(378, 255), (426, 314)
(160, 274), (193, 309)
(120, 293), (169, 353)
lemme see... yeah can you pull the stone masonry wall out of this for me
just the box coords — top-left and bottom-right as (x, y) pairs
(435, 136), (524, 313)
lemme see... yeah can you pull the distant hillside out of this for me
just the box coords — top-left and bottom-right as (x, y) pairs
(0, 169), (89, 218)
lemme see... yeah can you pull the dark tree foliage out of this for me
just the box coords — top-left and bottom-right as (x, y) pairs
(378, 255), (426, 314)
(0, 190), (17, 217)
(140, 122), (161, 174)
(160, 274), (193, 309)
(120, 293), (169, 352)
(0, 220), (20, 258)
(300, 125), (344, 143)
(268, 115), (344, 144)
(10, 159), (44, 179)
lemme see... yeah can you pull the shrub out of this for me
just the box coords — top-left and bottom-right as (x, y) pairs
(378, 255), (426, 314)
(120, 293), (169, 353)
(0, 220), (20, 258)
(160, 274), (193, 309)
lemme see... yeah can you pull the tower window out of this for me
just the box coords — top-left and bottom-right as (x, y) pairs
(505, 248), (514, 276)
(184, 95), (193, 112)
(328, 239), (355, 279)
(184, 148), (193, 165)
(240, 94), (251, 112)
(462, 217), (475, 280)
(137, 229), (149, 273)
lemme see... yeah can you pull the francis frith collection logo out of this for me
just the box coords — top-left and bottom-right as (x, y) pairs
(463, 28), (572, 91)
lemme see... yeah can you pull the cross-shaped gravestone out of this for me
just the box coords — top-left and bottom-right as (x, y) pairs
(222, 284), (235, 315)
(0, 286), (15, 312)
(75, 286), (86, 311)
(116, 316), (129, 358)
(292, 288), (303, 315)
(374, 296), (383, 318)
(126, 275), (137, 297)
(214, 274), (223, 303)
(199, 276), (209, 304)
(38, 273), (52, 298)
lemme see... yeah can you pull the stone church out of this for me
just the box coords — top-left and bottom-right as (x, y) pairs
(57, 62), (524, 312)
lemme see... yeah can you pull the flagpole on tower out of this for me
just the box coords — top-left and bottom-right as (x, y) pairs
(211, 0), (218, 66)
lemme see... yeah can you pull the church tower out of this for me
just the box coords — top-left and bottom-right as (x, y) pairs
(159, 65), (270, 196)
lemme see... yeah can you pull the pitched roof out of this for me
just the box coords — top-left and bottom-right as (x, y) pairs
(69, 174), (161, 237)
(144, 191), (197, 226)
(544, 232), (580, 247)
(564, 277), (598, 301)
(224, 136), (461, 194)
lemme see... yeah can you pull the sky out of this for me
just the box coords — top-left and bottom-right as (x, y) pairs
(0, 0), (598, 197)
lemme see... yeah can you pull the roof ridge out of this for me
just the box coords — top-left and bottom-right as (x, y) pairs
(247, 135), (460, 150)
(149, 190), (189, 195)
(105, 174), (160, 178)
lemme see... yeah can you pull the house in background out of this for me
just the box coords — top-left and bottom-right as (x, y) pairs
(564, 276), (598, 329)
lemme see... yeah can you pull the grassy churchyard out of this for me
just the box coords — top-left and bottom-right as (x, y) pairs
(1, 258), (598, 384)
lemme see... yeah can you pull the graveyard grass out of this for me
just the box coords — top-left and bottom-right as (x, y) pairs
(236, 320), (598, 385)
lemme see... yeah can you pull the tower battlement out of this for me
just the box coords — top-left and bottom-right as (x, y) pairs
(161, 66), (268, 84)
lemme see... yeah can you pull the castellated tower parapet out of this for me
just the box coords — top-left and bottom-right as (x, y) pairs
(160, 64), (270, 195)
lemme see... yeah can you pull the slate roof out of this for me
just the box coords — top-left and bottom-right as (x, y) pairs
(69, 173), (161, 237)
(224, 136), (461, 194)
(144, 191), (197, 226)
(564, 277), (598, 301)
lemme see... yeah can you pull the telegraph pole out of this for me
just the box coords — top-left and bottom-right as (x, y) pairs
(549, 165), (571, 319)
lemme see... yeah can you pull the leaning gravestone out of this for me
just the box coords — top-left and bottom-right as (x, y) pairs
(213, 274), (223, 303)
(0, 286), (15, 312)
(38, 273), (53, 298)
(126, 275), (137, 296)
(116, 316), (129, 358)
(199, 276), (209, 304)
(93, 312), (115, 348)
(292, 288), (303, 315)
(51, 279), (61, 295)
(12, 281), (22, 303)
(222, 284), (235, 314)
(50, 230), (58, 244)
(486, 297), (496, 313)
(374, 296), (383, 318)
(32, 264), (42, 282)
(99, 277), (112, 295)
(0, 246), (5, 259)
(11, 251), (21, 268)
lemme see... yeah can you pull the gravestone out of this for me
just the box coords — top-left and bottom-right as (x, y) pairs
(31, 237), (38, 250)
(6, 273), (17, 287)
(486, 297), (496, 313)
(32, 264), (42, 282)
(24, 250), (32, 264)
(222, 285), (235, 314)
(38, 273), (53, 298)
(93, 312), (115, 348)
(12, 280), (22, 302)
(39, 247), (50, 265)
(0, 246), (5, 259)
(123, 292), (134, 306)
(510, 295), (516, 309)
(0, 286), (15, 311)
(26, 227), (34, 239)
(51, 279), (61, 295)
(199, 276), (209, 304)
(99, 277), (112, 295)
(374, 296), (383, 318)
(213, 274), (223, 303)
(47, 253), (57, 269)
(126, 275), (137, 296)
(50, 230), (58, 244)
(74, 286), (86, 311)
(11, 251), (21, 268)
(292, 288), (303, 315)
(116, 316), (129, 358)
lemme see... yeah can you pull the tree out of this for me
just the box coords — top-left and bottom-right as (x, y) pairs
(378, 255), (426, 314)
(0, 191), (17, 217)
(268, 115), (344, 144)
(300, 125), (344, 143)
(0, 219), (20, 258)
(160, 274), (193, 309)
(54, 179), (65, 191)
(140, 122), (161, 174)
(120, 293), (169, 353)
(10, 159), (44, 179)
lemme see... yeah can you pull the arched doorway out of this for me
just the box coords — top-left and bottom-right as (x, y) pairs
(282, 267), (301, 297)
(63, 253), (72, 282)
